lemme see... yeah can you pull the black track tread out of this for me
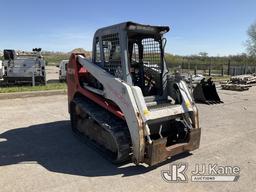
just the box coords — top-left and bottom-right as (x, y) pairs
(73, 97), (131, 163)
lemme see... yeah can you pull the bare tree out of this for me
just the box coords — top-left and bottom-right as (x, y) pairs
(246, 22), (256, 57)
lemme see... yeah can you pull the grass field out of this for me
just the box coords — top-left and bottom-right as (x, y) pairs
(44, 54), (70, 66)
(0, 74), (229, 94)
(0, 83), (66, 93)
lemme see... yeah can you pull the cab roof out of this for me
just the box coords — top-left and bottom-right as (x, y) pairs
(94, 21), (170, 37)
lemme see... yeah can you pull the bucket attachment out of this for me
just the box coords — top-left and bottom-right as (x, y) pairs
(193, 78), (223, 104)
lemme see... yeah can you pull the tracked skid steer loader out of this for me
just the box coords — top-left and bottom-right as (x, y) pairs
(67, 22), (201, 166)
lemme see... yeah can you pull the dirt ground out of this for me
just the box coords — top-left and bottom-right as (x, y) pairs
(0, 87), (255, 192)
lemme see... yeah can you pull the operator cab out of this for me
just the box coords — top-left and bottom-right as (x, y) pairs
(92, 22), (169, 97)
(127, 25), (169, 96)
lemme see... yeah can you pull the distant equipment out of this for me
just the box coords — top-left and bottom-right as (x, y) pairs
(183, 75), (223, 104)
(1, 48), (46, 85)
(193, 78), (223, 104)
(59, 60), (68, 82)
(184, 74), (205, 84)
(0, 60), (3, 79)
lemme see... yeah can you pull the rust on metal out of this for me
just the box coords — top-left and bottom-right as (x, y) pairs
(144, 128), (201, 166)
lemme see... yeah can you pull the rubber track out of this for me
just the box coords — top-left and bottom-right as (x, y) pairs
(73, 97), (131, 163)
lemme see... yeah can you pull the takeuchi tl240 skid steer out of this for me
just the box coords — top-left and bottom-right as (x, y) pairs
(67, 22), (201, 166)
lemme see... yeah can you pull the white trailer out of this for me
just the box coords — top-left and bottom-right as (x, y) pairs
(2, 49), (46, 85)
(59, 60), (68, 82)
(0, 60), (3, 80)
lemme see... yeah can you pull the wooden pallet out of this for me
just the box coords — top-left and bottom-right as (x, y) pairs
(221, 84), (251, 91)
(230, 74), (256, 84)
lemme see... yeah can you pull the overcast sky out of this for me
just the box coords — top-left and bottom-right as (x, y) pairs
(0, 0), (255, 56)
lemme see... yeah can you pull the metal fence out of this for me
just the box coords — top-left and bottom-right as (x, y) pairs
(229, 65), (256, 76)
(168, 63), (256, 76)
